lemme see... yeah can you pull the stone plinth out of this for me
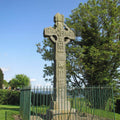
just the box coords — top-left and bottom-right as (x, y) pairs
(50, 100), (71, 111)
(47, 109), (76, 120)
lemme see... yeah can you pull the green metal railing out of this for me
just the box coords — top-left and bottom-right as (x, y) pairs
(20, 86), (115, 120)
(20, 87), (31, 120)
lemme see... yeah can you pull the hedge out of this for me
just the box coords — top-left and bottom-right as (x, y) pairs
(0, 89), (20, 105)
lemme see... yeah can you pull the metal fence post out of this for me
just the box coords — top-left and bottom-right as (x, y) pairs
(112, 86), (116, 120)
(5, 111), (7, 120)
(20, 87), (31, 120)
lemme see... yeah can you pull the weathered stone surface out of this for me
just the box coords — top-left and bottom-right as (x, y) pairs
(46, 109), (77, 120)
(44, 13), (75, 119)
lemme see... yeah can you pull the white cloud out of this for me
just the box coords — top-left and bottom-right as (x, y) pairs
(1, 67), (9, 72)
(30, 78), (36, 82)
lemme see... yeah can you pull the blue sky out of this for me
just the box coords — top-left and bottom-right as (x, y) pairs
(0, 0), (87, 87)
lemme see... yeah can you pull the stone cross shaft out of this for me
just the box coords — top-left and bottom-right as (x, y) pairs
(44, 13), (75, 105)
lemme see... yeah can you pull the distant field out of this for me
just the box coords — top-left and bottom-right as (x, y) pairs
(0, 105), (20, 120)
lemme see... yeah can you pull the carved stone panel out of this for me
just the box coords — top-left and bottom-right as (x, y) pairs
(44, 27), (57, 37)
(56, 61), (66, 79)
(56, 40), (65, 53)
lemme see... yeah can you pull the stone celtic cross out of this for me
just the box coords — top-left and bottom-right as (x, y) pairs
(44, 13), (75, 111)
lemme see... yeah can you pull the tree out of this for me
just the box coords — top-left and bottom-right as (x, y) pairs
(3, 80), (8, 88)
(37, 0), (120, 88)
(0, 68), (3, 89)
(9, 74), (30, 89)
(66, 0), (120, 87)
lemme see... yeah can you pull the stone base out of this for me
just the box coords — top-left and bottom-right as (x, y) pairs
(46, 108), (76, 120)
(47, 99), (77, 120)
(50, 100), (71, 110)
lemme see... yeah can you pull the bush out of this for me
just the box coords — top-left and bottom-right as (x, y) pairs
(115, 98), (120, 114)
(0, 89), (20, 105)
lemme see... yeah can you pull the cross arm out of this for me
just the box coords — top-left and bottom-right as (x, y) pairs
(43, 27), (57, 43)
(65, 38), (70, 44)
(44, 27), (57, 37)
(64, 24), (75, 41)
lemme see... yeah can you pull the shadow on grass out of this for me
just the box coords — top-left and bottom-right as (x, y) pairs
(31, 111), (47, 119)
(0, 107), (19, 111)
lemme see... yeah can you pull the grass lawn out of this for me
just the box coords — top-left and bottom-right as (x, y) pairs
(70, 98), (120, 120)
(31, 104), (120, 120)
(0, 104), (120, 120)
(0, 105), (20, 120)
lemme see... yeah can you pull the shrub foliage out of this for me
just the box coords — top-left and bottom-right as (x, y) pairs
(0, 89), (20, 105)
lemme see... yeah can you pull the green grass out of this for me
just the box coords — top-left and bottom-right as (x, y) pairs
(1, 101), (119, 120)
(70, 98), (120, 120)
(30, 100), (120, 120)
(31, 105), (50, 115)
(0, 105), (20, 120)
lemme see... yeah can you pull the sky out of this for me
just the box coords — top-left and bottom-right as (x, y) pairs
(0, 0), (88, 87)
